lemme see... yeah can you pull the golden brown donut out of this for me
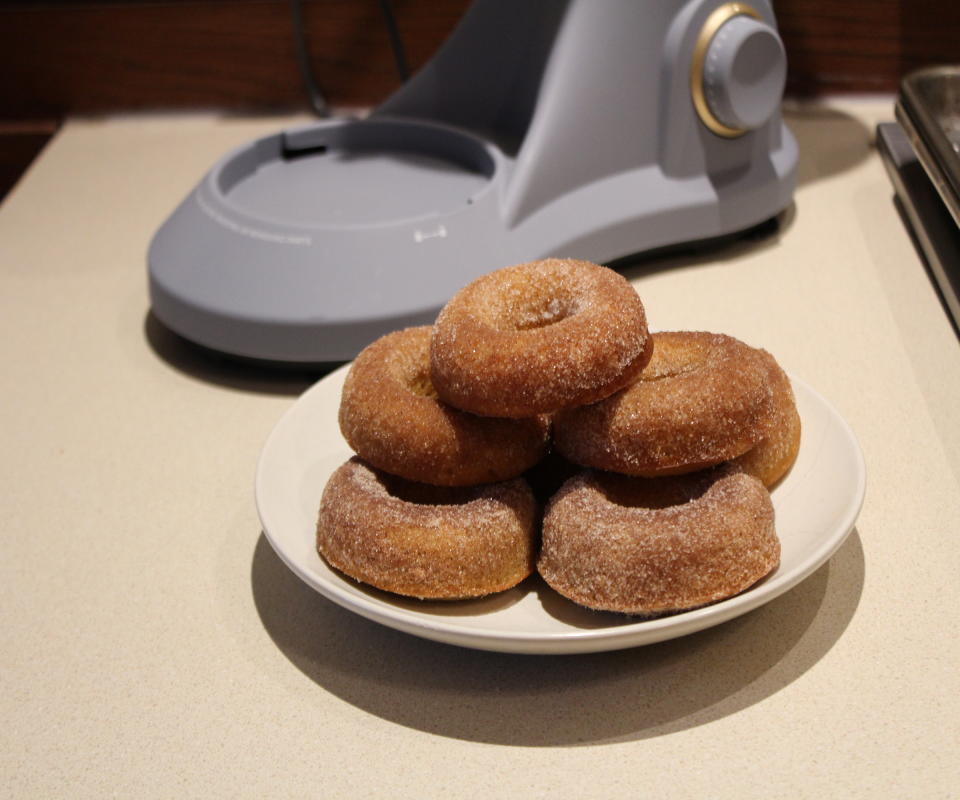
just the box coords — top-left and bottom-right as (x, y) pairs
(537, 466), (780, 615)
(553, 331), (776, 477)
(429, 259), (652, 418)
(732, 351), (801, 486)
(318, 458), (538, 599)
(339, 326), (550, 486)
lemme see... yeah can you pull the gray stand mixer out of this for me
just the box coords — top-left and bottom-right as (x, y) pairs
(148, 0), (796, 363)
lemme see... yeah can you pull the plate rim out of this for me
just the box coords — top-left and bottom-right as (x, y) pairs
(255, 368), (866, 654)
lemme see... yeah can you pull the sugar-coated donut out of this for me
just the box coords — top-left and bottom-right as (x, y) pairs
(732, 352), (801, 486)
(537, 466), (779, 615)
(318, 458), (537, 599)
(429, 259), (652, 418)
(553, 331), (775, 476)
(339, 326), (550, 486)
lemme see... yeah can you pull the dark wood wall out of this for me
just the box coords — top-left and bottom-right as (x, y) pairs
(2, 0), (959, 195)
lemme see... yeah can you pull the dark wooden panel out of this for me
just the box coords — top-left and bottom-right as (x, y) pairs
(0, 0), (958, 116)
(778, 0), (960, 94)
(0, 0), (468, 117)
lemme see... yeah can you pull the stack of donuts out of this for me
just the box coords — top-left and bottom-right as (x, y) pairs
(317, 258), (800, 616)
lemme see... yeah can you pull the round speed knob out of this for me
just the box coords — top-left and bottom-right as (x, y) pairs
(691, 3), (787, 137)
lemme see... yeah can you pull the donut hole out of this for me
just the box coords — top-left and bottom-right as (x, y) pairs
(641, 339), (708, 382)
(595, 472), (711, 510)
(388, 344), (439, 398)
(404, 364), (439, 399)
(488, 278), (581, 332)
(378, 471), (470, 506)
(511, 294), (580, 331)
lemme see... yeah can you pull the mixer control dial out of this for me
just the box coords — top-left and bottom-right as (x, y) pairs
(691, 3), (787, 137)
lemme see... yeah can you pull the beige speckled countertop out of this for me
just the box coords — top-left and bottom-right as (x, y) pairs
(2, 99), (959, 798)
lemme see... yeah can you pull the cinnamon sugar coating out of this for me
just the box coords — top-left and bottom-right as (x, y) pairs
(732, 351), (801, 486)
(429, 259), (652, 418)
(318, 458), (538, 599)
(553, 331), (776, 476)
(538, 466), (780, 615)
(339, 327), (550, 486)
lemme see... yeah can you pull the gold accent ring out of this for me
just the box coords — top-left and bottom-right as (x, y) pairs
(690, 2), (762, 138)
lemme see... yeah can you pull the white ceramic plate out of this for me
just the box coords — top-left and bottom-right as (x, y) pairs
(256, 366), (866, 654)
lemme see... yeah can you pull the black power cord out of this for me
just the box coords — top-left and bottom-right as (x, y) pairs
(290, 0), (329, 117)
(290, 0), (410, 118)
(378, 0), (410, 83)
